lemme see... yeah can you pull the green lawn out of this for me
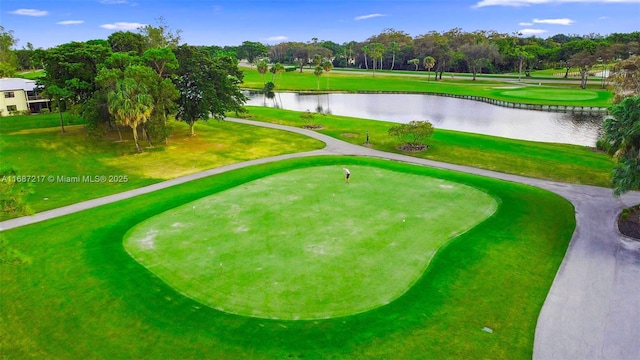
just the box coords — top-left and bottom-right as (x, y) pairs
(242, 68), (613, 106)
(124, 165), (497, 320)
(1, 156), (574, 359)
(0, 113), (324, 219)
(240, 106), (615, 187)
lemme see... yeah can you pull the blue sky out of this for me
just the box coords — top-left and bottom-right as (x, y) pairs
(1, 0), (639, 49)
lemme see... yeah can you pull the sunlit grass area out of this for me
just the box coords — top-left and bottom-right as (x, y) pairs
(241, 68), (613, 106)
(0, 113), (324, 219)
(239, 106), (614, 187)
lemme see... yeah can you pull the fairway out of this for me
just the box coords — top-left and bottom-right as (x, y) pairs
(124, 165), (498, 320)
(499, 88), (600, 101)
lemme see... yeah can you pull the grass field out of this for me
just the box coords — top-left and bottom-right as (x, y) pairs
(240, 106), (615, 187)
(241, 68), (613, 107)
(124, 165), (498, 320)
(1, 156), (574, 359)
(0, 113), (324, 219)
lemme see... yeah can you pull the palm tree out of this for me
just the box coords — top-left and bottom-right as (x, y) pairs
(256, 58), (269, 87)
(322, 60), (333, 90)
(389, 41), (399, 70)
(107, 78), (154, 153)
(313, 65), (323, 90)
(423, 56), (436, 83)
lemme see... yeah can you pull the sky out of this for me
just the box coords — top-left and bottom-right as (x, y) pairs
(1, 0), (639, 49)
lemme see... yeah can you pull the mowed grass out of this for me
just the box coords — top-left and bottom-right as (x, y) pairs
(239, 106), (615, 187)
(124, 166), (497, 320)
(0, 113), (324, 220)
(0, 156), (574, 359)
(242, 68), (613, 106)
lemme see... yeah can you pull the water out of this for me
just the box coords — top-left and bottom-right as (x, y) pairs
(246, 92), (605, 147)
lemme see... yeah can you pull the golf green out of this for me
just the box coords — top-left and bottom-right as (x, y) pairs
(124, 165), (498, 320)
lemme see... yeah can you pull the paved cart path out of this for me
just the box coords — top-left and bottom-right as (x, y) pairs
(2, 118), (639, 359)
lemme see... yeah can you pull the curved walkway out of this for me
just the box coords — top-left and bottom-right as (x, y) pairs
(2, 118), (639, 359)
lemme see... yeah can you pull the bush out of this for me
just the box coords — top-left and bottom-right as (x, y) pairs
(388, 120), (434, 150)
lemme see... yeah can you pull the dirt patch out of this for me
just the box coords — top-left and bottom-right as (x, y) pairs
(618, 206), (640, 240)
(341, 133), (359, 138)
(397, 144), (429, 152)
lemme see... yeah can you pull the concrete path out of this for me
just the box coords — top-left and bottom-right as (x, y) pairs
(2, 118), (639, 359)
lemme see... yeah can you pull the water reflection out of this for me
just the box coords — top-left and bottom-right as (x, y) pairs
(245, 92), (605, 147)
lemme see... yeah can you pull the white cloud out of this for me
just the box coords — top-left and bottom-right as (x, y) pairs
(533, 18), (575, 25)
(518, 28), (549, 35)
(354, 13), (385, 21)
(9, 8), (48, 16)
(57, 20), (84, 25)
(100, 22), (146, 30)
(267, 36), (288, 42)
(475, 0), (640, 8)
(519, 22), (534, 25)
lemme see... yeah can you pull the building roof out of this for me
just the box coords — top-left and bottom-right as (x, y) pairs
(0, 78), (38, 92)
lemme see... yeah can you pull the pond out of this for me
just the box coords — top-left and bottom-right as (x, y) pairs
(246, 92), (606, 147)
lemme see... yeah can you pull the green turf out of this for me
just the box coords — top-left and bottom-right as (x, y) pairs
(1, 156), (574, 359)
(0, 113), (324, 219)
(124, 165), (497, 320)
(240, 106), (615, 187)
(241, 68), (613, 107)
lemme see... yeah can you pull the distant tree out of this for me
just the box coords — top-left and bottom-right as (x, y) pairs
(388, 120), (434, 151)
(389, 41), (399, 70)
(423, 56), (436, 82)
(139, 16), (182, 49)
(108, 31), (146, 55)
(322, 60), (333, 89)
(600, 96), (640, 195)
(256, 58), (269, 86)
(313, 65), (323, 90)
(568, 50), (600, 89)
(408, 58), (420, 71)
(269, 62), (285, 87)
(366, 42), (385, 76)
(460, 43), (500, 80)
(237, 41), (268, 66)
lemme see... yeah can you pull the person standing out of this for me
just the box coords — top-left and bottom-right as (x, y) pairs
(343, 168), (350, 183)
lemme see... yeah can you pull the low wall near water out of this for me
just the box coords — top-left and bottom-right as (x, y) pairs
(434, 93), (608, 114)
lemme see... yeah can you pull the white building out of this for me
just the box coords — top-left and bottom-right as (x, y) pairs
(0, 78), (50, 116)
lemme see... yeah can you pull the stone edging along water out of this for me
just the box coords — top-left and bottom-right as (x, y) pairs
(255, 89), (609, 114)
(432, 93), (608, 114)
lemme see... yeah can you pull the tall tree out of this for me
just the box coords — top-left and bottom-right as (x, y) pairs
(173, 45), (247, 136)
(107, 70), (155, 153)
(423, 56), (436, 83)
(313, 65), (323, 90)
(256, 58), (269, 86)
(568, 49), (600, 89)
(322, 60), (333, 90)
(0, 26), (19, 77)
(389, 41), (399, 70)
(366, 42), (385, 77)
(460, 43), (499, 80)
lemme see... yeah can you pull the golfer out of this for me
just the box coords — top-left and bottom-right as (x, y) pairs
(343, 168), (350, 183)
